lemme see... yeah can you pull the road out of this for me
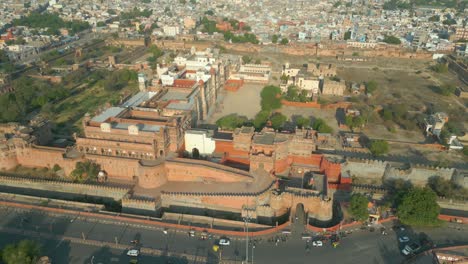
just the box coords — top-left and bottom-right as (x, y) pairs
(0, 206), (466, 264)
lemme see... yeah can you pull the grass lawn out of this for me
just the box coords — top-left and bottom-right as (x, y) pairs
(48, 80), (138, 135)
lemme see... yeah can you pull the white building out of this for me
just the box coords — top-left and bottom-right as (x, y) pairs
(184, 129), (216, 155)
(163, 26), (180, 37)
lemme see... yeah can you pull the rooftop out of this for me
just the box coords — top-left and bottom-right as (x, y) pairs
(91, 107), (125, 123)
(111, 122), (161, 133)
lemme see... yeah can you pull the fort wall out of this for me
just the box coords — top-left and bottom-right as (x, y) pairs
(15, 146), (78, 175)
(342, 159), (389, 185)
(165, 158), (252, 183)
(0, 175), (130, 200)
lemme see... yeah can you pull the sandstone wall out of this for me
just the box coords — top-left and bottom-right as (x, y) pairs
(136, 164), (168, 189)
(342, 159), (388, 185)
(166, 159), (252, 183)
(0, 152), (18, 171)
(0, 175), (130, 200)
(384, 165), (455, 186)
(15, 146), (78, 175)
(87, 154), (140, 181)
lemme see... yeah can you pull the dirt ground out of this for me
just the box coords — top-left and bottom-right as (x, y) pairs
(208, 83), (263, 122)
(212, 50), (467, 164)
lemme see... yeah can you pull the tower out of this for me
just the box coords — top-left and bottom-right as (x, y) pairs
(138, 73), (147, 91)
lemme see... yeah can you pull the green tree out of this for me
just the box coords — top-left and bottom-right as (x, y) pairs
(366, 80), (378, 94)
(253, 110), (270, 130)
(242, 55), (252, 64)
(1, 240), (41, 264)
(349, 193), (369, 221)
(369, 139), (389, 156)
(383, 35), (401, 45)
(280, 74), (289, 82)
(271, 34), (279, 44)
(280, 38), (289, 45)
(431, 63), (448, 73)
(437, 84), (456, 96)
(71, 160), (101, 183)
(204, 10), (214, 15)
(397, 187), (440, 226)
(312, 118), (333, 133)
(345, 115), (365, 130)
(284, 85), (299, 101)
(428, 15), (440, 22)
(384, 178), (413, 206)
(295, 116), (311, 128)
(463, 146), (468, 156)
(216, 114), (248, 130)
(427, 176), (468, 200)
(344, 31), (352, 40)
(260, 85), (282, 111)
(96, 21), (106, 27)
(270, 112), (287, 130)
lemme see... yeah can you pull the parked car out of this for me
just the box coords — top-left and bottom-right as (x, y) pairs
(312, 241), (323, 247)
(219, 238), (231, 246)
(188, 230), (195, 237)
(402, 243), (421, 256)
(399, 236), (410, 243)
(127, 249), (139, 257)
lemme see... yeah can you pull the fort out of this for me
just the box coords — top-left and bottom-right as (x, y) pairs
(0, 46), (464, 229)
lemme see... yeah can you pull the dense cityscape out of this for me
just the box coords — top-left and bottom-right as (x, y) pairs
(0, 0), (467, 263)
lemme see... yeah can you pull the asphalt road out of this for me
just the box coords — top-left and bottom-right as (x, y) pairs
(0, 207), (466, 264)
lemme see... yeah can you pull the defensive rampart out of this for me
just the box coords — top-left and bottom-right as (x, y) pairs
(0, 175), (130, 200)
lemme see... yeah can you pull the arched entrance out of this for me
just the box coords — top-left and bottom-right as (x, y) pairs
(192, 148), (200, 159)
(295, 203), (306, 225)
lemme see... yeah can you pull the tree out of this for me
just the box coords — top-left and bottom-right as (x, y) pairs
(204, 10), (214, 15)
(437, 84), (456, 96)
(295, 116), (311, 128)
(384, 178), (413, 206)
(349, 193), (369, 221)
(369, 140), (389, 156)
(397, 187), (440, 226)
(270, 113), (287, 130)
(366, 80), (378, 94)
(345, 115), (365, 130)
(284, 85), (299, 101)
(271, 34), (279, 44)
(253, 110), (270, 130)
(312, 118), (333, 133)
(428, 15), (440, 22)
(280, 74), (289, 82)
(427, 176), (468, 200)
(431, 63), (448, 73)
(344, 31), (352, 40)
(216, 114), (248, 130)
(1, 240), (41, 264)
(71, 160), (101, 183)
(280, 38), (289, 45)
(96, 21), (106, 27)
(383, 35), (401, 45)
(242, 55), (252, 64)
(260, 85), (282, 111)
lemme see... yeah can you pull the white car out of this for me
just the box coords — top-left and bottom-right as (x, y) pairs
(127, 249), (139, 257)
(398, 236), (410, 243)
(312, 241), (323, 247)
(219, 238), (231, 246)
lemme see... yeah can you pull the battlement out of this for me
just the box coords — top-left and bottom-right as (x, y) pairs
(161, 180), (275, 197)
(0, 175), (131, 200)
(346, 157), (388, 166)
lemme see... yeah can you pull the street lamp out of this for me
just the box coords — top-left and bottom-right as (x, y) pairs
(243, 215), (250, 264)
(251, 243), (255, 264)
